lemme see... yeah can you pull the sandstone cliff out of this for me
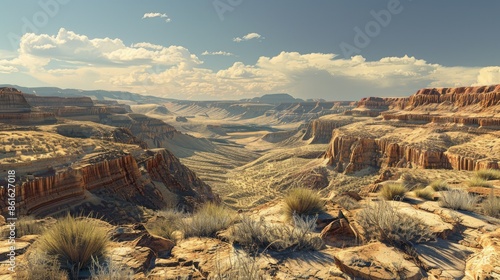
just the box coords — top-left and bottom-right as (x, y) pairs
(23, 93), (94, 107)
(0, 88), (57, 125)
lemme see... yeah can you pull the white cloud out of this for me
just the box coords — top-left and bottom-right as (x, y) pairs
(3, 29), (500, 100)
(201, 51), (235, 56)
(142, 12), (171, 23)
(233, 33), (263, 42)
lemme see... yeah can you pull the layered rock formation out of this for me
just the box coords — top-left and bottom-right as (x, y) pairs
(23, 93), (94, 107)
(2, 148), (217, 217)
(324, 85), (500, 173)
(303, 116), (366, 144)
(0, 87), (57, 125)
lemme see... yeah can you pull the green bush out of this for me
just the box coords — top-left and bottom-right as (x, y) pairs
(475, 169), (500, 180)
(430, 180), (449, 191)
(380, 183), (407, 201)
(182, 203), (234, 238)
(37, 215), (109, 277)
(466, 177), (493, 188)
(283, 187), (325, 219)
(439, 190), (478, 211)
(358, 201), (434, 245)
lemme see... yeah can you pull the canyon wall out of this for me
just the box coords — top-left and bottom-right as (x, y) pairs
(24, 93), (94, 107)
(0, 88), (57, 124)
(1, 149), (217, 217)
(303, 117), (363, 144)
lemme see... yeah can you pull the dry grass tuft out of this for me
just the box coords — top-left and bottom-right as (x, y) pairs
(212, 250), (264, 280)
(415, 188), (435, 201)
(482, 190), (500, 218)
(333, 196), (360, 210)
(439, 190), (478, 211)
(475, 169), (500, 180)
(37, 215), (109, 277)
(2, 216), (46, 238)
(358, 201), (434, 245)
(231, 214), (323, 251)
(182, 203), (235, 238)
(17, 251), (69, 280)
(380, 183), (407, 201)
(146, 210), (185, 242)
(90, 256), (134, 280)
(430, 180), (450, 191)
(283, 187), (325, 219)
(466, 177), (493, 188)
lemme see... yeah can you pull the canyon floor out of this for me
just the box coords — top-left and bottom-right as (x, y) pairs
(0, 87), (499, 279)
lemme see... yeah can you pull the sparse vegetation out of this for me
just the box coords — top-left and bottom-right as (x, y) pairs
(475, 169), (500, 180)
(37, 215), (109, 278)
(482, 190), (500, 218)
(17, 251), (69, 280)
(430, 180), (449, 191)
(380, 183), (407, 201)
(466, 177), (493, 188)
(231, 214), (323, 252)
(3, 216), (47, 237)
(146, 210), (185, 241)
(333, 195), (360, 210)
(283, 187), (325, 219)
(358, 201), (434, 245)
(415, 188), (435, 201)
(439, 190), (479, 211)
(182, 203), (235, 238)
(212, 250), (264, 280)
(401, 173), (429, 190)
(90, 257), (134, 280)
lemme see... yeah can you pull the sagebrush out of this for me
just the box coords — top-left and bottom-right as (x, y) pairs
(358, 201), (434, 245)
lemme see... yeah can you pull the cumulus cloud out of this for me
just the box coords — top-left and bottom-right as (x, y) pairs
(233, 33), (263, 42)
(3, 28), (500, 100)
(201, 51), (235, 56)
(142, 12), (171, 22)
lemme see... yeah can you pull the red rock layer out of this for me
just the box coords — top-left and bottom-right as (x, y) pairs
(382, 114), (500, 127)
(1, 149), (217, 216)
(409, 85), (500, 108)
(0, 88), (32, 113)
(325, 134), (498, 173)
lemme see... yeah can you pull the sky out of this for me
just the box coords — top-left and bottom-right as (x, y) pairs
(1, 0), (500, 101)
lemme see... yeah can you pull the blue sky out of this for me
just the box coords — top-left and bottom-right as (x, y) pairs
(1, 0), (500, 100)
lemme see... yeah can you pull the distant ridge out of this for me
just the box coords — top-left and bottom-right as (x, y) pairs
(241, 93), (304, 104)
(0, 84), (175, 104)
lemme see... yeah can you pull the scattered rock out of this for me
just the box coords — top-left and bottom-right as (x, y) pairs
(135, 233), (175, 258)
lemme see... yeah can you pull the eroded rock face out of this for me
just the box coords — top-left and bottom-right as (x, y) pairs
(0, 88), (57, 124)
(23, 93), (94, 107)
(0, 87), (31, 113)
(409, 85), (500, 108)
(303, 116), (363, 144)
(465, 228), (500, 280)
(1, 148), (217, 218)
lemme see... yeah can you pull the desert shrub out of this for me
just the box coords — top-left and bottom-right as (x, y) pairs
(146, 210), (185, 241)
(17, 251), (69, 280)
(37, 215), (109, 278)
(231, 214), (323, 251)
(401, 173), (429, 190)
(415, 188), (435, 201)
(333, 195), (360, 210)
(2, 216), (46, 238)
(283, 187), (325, 219)
(475, 169), (500, 180)
(439, 190), (478, 211)
(482, 191), (500, 218)
(380, 183), (407, 201)
(182, 203), (234, 238)
(90, 256), (134, 280)
(212, 250), (264, 280)
(430, 180), (449, 191)
(467, 177), (494, 188)
(358, 201), (434, 245)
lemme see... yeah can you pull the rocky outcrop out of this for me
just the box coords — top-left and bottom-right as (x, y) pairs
(1, 149), (217, 217)
(325, 125), (499, 173)
(465, 228), (500, 280)
(0, 88), (57, 124)
(303, 116), (362, 144)
(23, 93), (94, 107)
(382, 113), (500, 128)
(409, 85), (500, 108)
(0, 87), (31, 113)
